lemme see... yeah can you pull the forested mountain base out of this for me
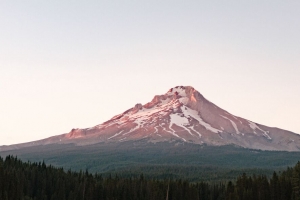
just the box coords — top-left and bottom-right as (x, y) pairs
(2, 141), (300, 182)
(1, 156), (300, 200)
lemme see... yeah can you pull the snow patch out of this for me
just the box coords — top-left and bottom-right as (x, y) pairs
(164, 122), (187, 142)
(169, 114), (194, 136)
(168, 87), (187, 97)
(108, 130), (124, 140)
(170, 113), (189, 125)
(179, 97), (189, 105)
(190, 125), (202, 138)
(154, 126), (159, 133)
(248, 121), (272, 140)
(221, 115), (240, 135)
(181, 106), (221, 133)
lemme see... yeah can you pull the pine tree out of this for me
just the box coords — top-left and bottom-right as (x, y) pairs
(292, 162), (300, 200)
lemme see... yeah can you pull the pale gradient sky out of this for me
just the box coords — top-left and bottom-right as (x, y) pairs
(0, 1), (299, 145)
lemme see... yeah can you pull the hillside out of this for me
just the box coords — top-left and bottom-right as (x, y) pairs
(2, 141), (300, 182)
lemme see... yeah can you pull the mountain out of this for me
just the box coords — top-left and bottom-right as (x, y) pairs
(1, 86), (300, 151)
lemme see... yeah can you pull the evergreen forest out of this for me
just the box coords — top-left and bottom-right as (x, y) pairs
(2, 142), (300, 183)
(1, 155), (300, 200)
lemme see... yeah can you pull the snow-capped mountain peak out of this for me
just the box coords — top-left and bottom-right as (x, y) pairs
(60, 86), (300, 151)
(2, 86), (300, 151)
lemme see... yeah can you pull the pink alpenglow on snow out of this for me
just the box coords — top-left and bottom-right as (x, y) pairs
(1, 86), (300, 152)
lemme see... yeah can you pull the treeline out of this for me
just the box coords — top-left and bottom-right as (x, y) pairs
(3, 142), (300, 182)
(0, 156), (300, 200)
(105, 165), (274, 183)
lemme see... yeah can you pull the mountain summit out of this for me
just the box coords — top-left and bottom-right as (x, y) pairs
(2, 86), (300, 151)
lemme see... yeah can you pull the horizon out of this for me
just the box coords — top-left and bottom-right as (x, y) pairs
(1, 1), (299, 145)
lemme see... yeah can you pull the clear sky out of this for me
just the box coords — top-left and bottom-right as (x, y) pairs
(0, 1), (299, 145)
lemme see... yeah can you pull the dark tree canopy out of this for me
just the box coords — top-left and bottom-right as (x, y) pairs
(0, 156), (300, 200)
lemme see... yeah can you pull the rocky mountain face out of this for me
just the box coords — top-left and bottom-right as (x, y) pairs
(1, 86), (300, 151)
